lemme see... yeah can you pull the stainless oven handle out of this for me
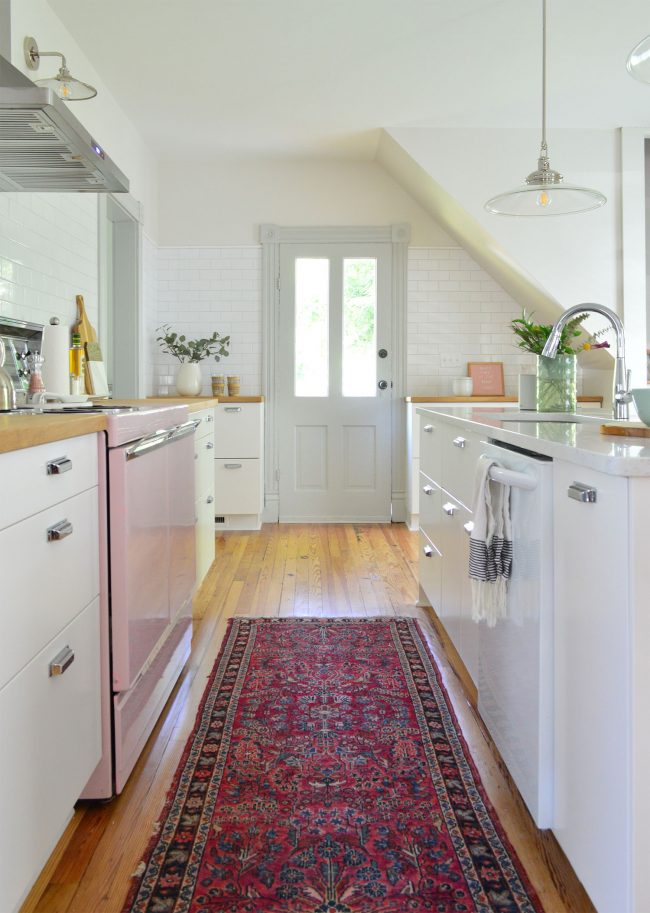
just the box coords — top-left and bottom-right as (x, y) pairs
(169, 419), (201, 442)
(125, 420), (200, 460)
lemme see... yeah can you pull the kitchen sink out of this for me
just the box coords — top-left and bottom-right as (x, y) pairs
(481, 411), (605, 424)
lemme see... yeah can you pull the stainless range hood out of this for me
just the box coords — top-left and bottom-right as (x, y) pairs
(0, 54), (129, 193)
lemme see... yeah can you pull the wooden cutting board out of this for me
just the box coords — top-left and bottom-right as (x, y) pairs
(73, 295), (98, 393)
(600, 421), (650, 437)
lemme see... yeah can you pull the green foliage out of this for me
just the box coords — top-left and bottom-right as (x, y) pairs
(156, 325), (230, 364)
(344, 260), (376, 350)
(510, 310), (587, 355)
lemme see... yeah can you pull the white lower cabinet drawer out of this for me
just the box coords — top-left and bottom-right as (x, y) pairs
(194, 433), (215, 495)
(419, 528), (442, 613)
(195, 492), (215, 587)
(0, 486), (99, 691)
(0, 433), (98, 532)
(0, 597), (101, 913)
(214, 458), (261, 515)
(213, 404), (261, 458)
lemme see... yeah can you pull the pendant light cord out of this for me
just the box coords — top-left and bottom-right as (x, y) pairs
(541, 0), (547, 156)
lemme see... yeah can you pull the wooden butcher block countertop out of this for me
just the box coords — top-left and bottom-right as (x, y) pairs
(0, 412), (107, 454)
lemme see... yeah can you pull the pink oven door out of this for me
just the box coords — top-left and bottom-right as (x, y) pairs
(109, 421), (196, 692)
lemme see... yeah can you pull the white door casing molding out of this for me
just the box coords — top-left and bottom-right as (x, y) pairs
(260, 223), (410, 523)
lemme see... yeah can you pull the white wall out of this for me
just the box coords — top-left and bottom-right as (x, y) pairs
(388, 127), (621, 315)
(9, 0), (159, 238)
(157, 158), (453, 247)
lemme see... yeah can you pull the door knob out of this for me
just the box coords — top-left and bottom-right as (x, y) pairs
(378, 380), (388, 390)
(378, 348), (388, 358)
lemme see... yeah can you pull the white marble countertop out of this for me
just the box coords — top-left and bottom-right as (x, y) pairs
(415, 405), (650, 477)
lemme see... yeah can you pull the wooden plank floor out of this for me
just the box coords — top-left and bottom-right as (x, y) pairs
(22, 524), (594, 913)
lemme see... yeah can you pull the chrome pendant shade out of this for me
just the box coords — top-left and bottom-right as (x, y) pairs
(24, 36), (97, 101)
(627, 34), (650, 84)
(485, 0), (606, 217)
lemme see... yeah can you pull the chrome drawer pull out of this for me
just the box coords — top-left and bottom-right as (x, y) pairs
(423, 424), (434, 434)
(224, 463), (242, 469)
(442, 502), (457, 516)
(207, 495), (214, 504)
(463, 521), (474, 536)
(206, 441), (214, 449)
(46, 456), (72, 475)
(224, 406), (242, 413)
(49, 645), (74, 677)
(568, 482), (597, 503)
(206, 415), (214, 422)
(423, 545), (434, 558)
(47, 519), (73, 541)
(452, 436), (467, 449)
(422, 485), (434, 496)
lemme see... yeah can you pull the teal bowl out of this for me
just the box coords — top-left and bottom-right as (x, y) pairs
(631, 388), (650, 425)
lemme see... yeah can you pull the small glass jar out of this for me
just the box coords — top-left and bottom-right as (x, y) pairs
(536, 354), (577, 413)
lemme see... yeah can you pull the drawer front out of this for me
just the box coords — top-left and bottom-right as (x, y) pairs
(0, 433), (98, 532)
(213, 404), (262, 458)
(419, 528), (442, 613)
(194, 432), (215, 496)
(0, 597), (101, 913)
(192, 408), (215, 440)
(441, 425), (481, 510)
(0, 486), (99, 690)
(215, 458), (262, 515)
(419, 471), (443, 548)
(195, 493), (215, 587)
(419, 414), (442, 487)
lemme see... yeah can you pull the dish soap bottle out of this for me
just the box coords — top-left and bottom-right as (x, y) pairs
(69, 332), (85, 395)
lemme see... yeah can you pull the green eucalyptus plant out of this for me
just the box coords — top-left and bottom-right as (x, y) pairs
(156, 324), (230, 363)
(510, 310), (588, 355)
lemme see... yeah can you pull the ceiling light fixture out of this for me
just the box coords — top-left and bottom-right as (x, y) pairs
(23, 36), (97, 101)
(484, 0), (606, 216)
(626, 34), (650, 84)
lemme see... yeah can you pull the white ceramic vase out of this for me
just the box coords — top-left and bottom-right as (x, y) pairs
(175, 362), (202, 396)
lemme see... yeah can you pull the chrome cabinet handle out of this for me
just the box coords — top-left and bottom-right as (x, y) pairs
(206, 441), (214, 449)
(423, 545), (434, 558)
(423, 424), (434, 434)
(47, 519), (73, 541)
(452, 437), (467, 449)
(422, 485), (434, 496)
(207, 495), (214, 504)
(206, 414), (214, 422)
(47, 456), (72, 475)
(463, 521), (474, 536)
(224, 463), (242, 469)
(224, 406), (242, 413)
(568, 482), (597, 503)
(49, 645), (74, 677)
(442, 502), (457, 516)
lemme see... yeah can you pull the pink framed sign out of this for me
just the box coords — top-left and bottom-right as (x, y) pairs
(467, 362), (505, 396)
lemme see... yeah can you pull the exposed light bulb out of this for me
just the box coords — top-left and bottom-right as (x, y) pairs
(58, 82), (72, 99)
(536, 189), (552, 208)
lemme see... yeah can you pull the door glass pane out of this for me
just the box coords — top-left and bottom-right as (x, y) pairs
(295, 258), (329, 397)
(342, 258), (377, 397)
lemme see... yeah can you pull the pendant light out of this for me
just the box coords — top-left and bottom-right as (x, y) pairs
(24, 37), (97, 101)
(627, 35), (650, 84)
(484, 0), (606, 216)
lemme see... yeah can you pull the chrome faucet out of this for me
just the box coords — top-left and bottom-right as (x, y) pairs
(541, 302), (632, 420)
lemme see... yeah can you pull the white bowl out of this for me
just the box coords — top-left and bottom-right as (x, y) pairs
(631, 388), (650, 426)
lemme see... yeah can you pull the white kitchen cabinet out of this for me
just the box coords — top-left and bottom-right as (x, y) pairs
(213, 401), (264, 530)
(552, 460), (631, 913)
(0, 433), (101, 913)
(418, 420), (479, 683)
(193, 407), (216, 590)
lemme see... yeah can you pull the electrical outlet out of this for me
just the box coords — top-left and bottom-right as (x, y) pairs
(440, 354), (462, 368)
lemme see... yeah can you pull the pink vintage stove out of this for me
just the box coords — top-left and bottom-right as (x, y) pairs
(74, 402), (198, 798)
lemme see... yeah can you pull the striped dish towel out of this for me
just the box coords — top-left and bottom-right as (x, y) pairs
(469, 455), (513, 627)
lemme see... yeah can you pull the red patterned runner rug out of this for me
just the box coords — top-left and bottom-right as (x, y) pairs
(123, 617), (543, 913)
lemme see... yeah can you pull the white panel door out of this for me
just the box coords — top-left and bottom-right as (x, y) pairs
(278, 243), (392, 521)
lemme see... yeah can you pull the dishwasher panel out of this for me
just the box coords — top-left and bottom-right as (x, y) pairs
(477, 440), (554, 828)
